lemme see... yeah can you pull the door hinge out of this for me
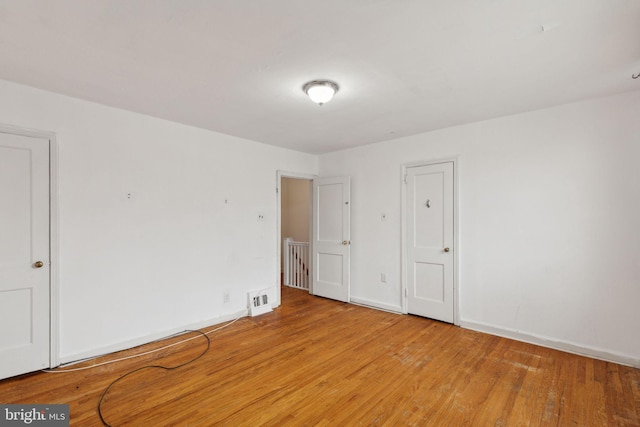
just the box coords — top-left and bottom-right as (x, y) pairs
(276, 187), (279, 194)
(404, 175), (407, 184)
(404, 288), (408, 297)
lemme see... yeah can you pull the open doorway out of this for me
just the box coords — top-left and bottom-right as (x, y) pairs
(281, 178), (312, 289)
(276, 172), (313, 307)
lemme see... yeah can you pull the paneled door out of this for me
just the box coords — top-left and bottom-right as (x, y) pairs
(312, 176), (350, 302)
(406, 162), (454, 323)
(0, 131), (50, 379)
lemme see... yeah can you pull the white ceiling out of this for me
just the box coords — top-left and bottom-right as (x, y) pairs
(1, 1), (639, 154)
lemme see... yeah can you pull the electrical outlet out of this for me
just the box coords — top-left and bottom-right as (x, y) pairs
(257, 213), (265, 221)
(223, 290), (230, 304)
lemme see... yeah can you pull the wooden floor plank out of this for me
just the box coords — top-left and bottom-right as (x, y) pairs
(0, 286), (638, 426)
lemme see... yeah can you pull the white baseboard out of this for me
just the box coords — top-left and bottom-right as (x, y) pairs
(459, 319), (640, 369)
(350, 297), (402, 314)
(59, 309), (249, 366)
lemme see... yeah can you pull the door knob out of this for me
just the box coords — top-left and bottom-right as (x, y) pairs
(342, 240), (351, 245)
(34, 261), (44, 268)
(443, 248), (450, 252)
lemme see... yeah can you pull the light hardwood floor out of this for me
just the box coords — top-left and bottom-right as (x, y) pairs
(1, 286), (639, 426)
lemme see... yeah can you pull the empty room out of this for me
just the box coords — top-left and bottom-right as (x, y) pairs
(1, 1), (639, 425)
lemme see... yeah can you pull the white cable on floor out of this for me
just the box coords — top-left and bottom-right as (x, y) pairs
(42, 309), (247, 373)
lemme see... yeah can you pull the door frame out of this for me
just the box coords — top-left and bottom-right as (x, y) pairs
(0, 123), (59, 368)
(275, 170), (316, 308)
(401, 157), (459, 325)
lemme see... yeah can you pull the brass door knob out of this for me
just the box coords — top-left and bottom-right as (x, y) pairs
(34, 261), (44, 268)
(444, 248), (450, 252)
(341, 240), (351, 245)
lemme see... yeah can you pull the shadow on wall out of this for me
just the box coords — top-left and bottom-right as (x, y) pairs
(280, 177), (311, 273)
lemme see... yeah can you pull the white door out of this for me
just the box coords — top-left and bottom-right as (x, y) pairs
(406, 162), (454, 323)
(0, 131), (50, 379)
(312, 177), (350, 302)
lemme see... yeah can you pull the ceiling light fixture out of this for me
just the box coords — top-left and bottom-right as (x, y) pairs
(303, 80), (339, 105)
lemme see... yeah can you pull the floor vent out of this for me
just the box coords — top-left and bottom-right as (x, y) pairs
(248, 291), (272, 317)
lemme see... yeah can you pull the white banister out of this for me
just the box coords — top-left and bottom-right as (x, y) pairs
(283, 238), (310, 291)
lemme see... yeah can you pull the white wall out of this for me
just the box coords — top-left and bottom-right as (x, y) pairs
(0, 79), (317, 361)
(319, 91), (640, 366)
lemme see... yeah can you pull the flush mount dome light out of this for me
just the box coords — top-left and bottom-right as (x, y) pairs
(303, 80), (339, 105)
